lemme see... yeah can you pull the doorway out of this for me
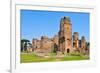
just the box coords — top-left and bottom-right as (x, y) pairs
(67, 49), (70, 53)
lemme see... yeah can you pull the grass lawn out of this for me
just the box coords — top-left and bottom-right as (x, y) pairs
(20, 53), (89, 63)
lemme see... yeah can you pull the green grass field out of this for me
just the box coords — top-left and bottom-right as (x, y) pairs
(20, 53), (89, 63)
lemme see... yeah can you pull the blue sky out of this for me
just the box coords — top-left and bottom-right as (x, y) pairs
(21, 9), (90, 42)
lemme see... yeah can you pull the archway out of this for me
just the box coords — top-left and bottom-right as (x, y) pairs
(67, 49), (70, 53)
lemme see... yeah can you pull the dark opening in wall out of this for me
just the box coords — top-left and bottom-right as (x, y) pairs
(67, 49), (70, 53)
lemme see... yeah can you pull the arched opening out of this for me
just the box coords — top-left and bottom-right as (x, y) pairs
(67, 49), (70, 53)
(73, 42), (75, 47)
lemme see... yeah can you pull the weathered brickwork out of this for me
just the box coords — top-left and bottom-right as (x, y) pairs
(30, 17), (89, 54)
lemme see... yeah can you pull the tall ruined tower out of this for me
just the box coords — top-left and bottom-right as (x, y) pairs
(81, 36), (86, 54)
(59, 17), (72, 54)
(73, 32), (79, 49)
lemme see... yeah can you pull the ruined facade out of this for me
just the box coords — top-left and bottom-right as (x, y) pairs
(59, 17), (72, 54)
(26, 16), (89, 55)
(80, 36), (86, 54)
(73, 32), (79, 52)
(40, 36), (53, 53)
(32, 36), (54, 53)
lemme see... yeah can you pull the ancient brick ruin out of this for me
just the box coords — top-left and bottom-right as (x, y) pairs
(23, 17), (90, 55)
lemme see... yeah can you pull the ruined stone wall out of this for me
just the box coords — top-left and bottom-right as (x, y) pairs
(41, 36), (53, 53)
(32, 39), (41, 51)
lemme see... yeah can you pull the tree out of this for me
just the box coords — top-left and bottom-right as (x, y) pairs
(53, 43), (58, 53)
(21, 39), (30, 52)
